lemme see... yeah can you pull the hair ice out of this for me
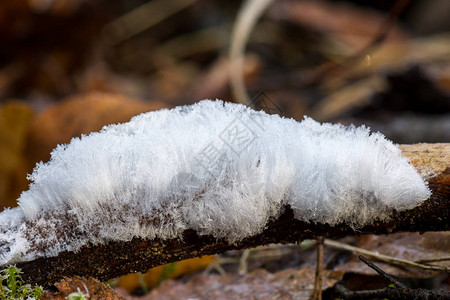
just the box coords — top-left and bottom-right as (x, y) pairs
(0, 100), (430, 265)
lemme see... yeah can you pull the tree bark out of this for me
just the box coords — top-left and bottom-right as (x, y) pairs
(4, 143), (449, 287)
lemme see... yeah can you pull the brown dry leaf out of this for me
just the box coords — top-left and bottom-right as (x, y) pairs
(27, 92), (169, 166)
(130, 268), (343, 300)
(41, 276), (125, 300)
(333, 232), (450, 278)
(0, 101), (34, 210)
(117, 256), (216, 293)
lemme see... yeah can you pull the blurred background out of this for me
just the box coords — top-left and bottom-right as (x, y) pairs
(0, 0), (449, 297)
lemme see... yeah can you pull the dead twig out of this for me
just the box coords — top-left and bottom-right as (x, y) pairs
(416, 257), (450, 264)
(229, 0), (273, 105)
(324, 239), (449, 272)
(334, 256), (450, 300)
(313, 237), (324, 300)
(359, 255), (407, 288)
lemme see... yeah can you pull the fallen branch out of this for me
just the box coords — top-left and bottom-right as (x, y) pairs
(3, 143), (449, 286)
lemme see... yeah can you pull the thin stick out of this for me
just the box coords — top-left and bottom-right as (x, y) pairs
(359, 255), (407, 289)
(229, 0), (274, 105)
(313, 237), (324, 300)
(324, 239), (449, 272)
(416, 257), (450, 264)
(238, 249), (251, 275)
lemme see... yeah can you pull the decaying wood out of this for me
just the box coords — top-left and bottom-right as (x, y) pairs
(3, 143), (449, 287)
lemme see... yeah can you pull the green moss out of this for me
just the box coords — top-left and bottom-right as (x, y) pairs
(0, 266), (43, 300)
(67, 290), (89, 300)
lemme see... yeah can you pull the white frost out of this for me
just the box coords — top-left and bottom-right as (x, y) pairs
(0, 100), (430, 265)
